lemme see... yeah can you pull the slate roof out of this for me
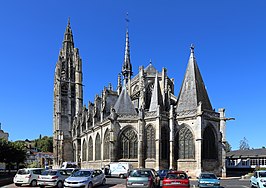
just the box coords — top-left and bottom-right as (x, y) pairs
(149, 73), (163, 111)
(226, 149), (266, 158)
(114, 87), (137, 115)
(176, 46), (212, 112)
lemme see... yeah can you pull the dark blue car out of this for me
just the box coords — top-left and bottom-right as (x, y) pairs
(157, 170), (169, 180)
(197, 172), (220, 188)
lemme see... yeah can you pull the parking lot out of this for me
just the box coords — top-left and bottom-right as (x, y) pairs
(2, 177), (250, 188)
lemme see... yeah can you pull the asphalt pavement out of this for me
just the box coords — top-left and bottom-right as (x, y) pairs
(1, 177), (251, 188)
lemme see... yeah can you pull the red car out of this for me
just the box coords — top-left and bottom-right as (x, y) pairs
(162, 171), (190, 188)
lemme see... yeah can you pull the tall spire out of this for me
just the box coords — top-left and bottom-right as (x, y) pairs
(122, 13), (132, 84)
(63, 17), (74, 44)
(176, 45), (212, 112)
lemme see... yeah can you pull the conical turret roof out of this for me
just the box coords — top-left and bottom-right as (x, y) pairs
(176, 45), (212, 112)
(114, 87), (137, 115)
(149, 73), (163, 111)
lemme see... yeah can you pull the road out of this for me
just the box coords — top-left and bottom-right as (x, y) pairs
(3, 177), (250, 188)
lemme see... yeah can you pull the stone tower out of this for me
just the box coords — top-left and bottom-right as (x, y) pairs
(53, 19), (83, 167)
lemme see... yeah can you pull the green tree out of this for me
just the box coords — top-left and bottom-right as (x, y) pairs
(224, 141), (232, 152)
(0, 139), (26, 171)
(12, 141), (27, 169)
(0, 138), (9, 163)
(34, 136), (53, 152)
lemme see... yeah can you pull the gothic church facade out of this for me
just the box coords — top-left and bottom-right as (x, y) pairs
(53, 20), (228, 177)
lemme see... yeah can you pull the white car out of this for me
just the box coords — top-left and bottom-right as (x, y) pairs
(250, 170), (266, 188)
(64, 169), (106, 188)
(13, 168), (44, 187)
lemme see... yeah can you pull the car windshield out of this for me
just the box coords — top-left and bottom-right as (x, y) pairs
(17, 169), (30, 175)
(201, 174), (217, 179)
(259, 172), (266, 177)
(129, 170), (151, 177)
(41, 170), (57, 175)
(72, 170), (91, 177)
(166, 173), (187, 179)
(157, 170), (168, 176)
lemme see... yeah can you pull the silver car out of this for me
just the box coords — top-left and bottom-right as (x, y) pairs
(64, 169), (106, 188)
(37, 169), (70, 188)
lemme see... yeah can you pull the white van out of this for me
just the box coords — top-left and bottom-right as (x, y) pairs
(61, 161), (78, 169)
(13, 168), (44, 187)
(104, 162), (133, 178)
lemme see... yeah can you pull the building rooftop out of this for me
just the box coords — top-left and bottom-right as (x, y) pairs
(226, 148), (266, 158)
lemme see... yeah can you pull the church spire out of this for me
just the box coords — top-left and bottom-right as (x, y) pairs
(176, 45), (212, 112)
(63, 17), (74, 44)
(122, 14), (132, 85)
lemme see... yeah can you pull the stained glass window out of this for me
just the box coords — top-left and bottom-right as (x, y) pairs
(178, 127), (194, 159)
(103, 129), (110, 160)
(161, 126), (169, 159)
(146, 125), (156, 159)
(88, 137), (93, 161)
(120, 128), (138, 159)
(82, 140), (87, 161)
(95, 134), (101, 160)
(202, 126), (217, 159)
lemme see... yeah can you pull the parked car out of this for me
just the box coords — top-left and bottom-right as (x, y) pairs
(157, 169), (169, 186)
(161, 170), (190, 188)
(197, 172), (220, 188)
(64, 169), (106, 188)
(157, 169), (169, 180)
(13, 168), (44, 187)
(126, 168), (160, 188)
(65, 168), (80, 176)
(37, 169), (70, 188)
(250, 170), (266, 188)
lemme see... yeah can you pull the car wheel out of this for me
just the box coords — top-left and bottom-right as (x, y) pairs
(57, 181), (63, 188)
(250, 182), (253, 188)
(88, 182), (93, 188)
(119, 174), (124, 178)
(102, 178), (106, 185)
(30, 179), (37, 187)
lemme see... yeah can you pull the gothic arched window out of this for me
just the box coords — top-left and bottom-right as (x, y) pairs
(145, 83), (154, 109)
(178, 127), (195, 159)
(95, 133), (101, 160)
(82, 139), (87, 161)
(161, 126), (169, 159)
(88, 137), (93, 161)
(202, 126), (217, 159)
(103, 129), (110, 160)
(119, 127), (138, 159)
(146, 125), (156, 159)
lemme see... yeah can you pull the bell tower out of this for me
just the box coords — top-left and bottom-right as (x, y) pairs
(53, 18), (83, 167)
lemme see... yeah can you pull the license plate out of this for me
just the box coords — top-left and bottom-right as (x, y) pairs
(171, 182), (180, 184)
(132, 183), (144, 186)
(207, 183), (213, 186)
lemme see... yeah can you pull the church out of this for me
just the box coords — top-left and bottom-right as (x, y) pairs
(53, 19), (229, 177)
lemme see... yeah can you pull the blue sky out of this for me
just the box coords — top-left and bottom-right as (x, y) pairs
(0, 1), (265, 150)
